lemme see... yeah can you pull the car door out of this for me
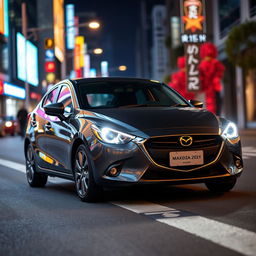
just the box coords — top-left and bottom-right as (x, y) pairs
(33, 86), (60, 170)
(44, 84), (75, 175)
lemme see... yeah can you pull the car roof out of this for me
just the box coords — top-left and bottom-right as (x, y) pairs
(70, 77), (162, 85)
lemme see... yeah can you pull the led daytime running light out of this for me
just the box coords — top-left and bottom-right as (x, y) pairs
(92, 125), (135, 144)
(222, 122), (238, 140)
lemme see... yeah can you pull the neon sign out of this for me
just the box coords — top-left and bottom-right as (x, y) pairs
(3, 82), (26, 99)
(180, 0), (206, 92)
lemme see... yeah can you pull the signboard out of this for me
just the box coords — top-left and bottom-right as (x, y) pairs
(76, 36), (85, 67)
(90, 68), (97, 78)
(101, 61), (109, 77)
(16, 33), (39, 87)
(180, 0), (206, 92)
(0, 80), (3, 95)
(0, 0), (8, 36)
(45, 38), (54, 49)
(45, 62), (56, 73)
(66, 4), (75, 50)
(74, 36), (85, 78)
(53, 0), (64, 62)
(45, 49), (55, 61)
(3, 82), (26, 99)
(83, 54), (90, 78)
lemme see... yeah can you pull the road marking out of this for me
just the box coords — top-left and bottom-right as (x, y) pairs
(243, 146), (256, 159)
(113, 201), (256, 256)
(0, 158), (69, 184)
(1, 157), (256, 255)
(0, 158), (26, 173)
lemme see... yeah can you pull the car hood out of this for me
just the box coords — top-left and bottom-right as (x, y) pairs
(84, 107), (220, 137)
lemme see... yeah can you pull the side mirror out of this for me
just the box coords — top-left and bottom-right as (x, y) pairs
(189, 100), (204, 108)
(44, 103), (64, 119)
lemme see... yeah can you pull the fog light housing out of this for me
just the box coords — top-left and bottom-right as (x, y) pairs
(106, 163), (122, 177)
(109, 167), (118, 176)
(233, 155), (243, 169)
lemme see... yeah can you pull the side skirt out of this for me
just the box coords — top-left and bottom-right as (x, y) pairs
(36, 164), (74, 181)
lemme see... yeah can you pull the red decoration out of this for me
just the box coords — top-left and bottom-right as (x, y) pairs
(168, 56), (195, 100)
(199, 42), (225, 114)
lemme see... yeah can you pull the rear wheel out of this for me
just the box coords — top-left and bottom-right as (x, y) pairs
(205, 177), (237, 193)
(26, 144), (48, 187)
(73, 144), (103, 202)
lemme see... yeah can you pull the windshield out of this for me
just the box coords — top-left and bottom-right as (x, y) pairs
(77, 81), (189, 109)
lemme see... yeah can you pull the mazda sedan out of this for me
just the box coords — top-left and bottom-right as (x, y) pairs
(25, 78), (243, 202)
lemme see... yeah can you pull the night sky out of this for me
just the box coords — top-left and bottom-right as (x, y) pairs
(66, 0), (164, 77)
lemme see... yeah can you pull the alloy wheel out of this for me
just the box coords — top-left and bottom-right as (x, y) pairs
(75, 149), (89, 197)
(26, 146), (35, 183)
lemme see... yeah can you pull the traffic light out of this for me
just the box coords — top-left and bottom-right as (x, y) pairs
(44, 38), (54, 49)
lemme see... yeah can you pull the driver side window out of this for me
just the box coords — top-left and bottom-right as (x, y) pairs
(57, 85), (73, 114)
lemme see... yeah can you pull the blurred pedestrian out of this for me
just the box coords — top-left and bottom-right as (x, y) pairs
(17, 104), (28, 138)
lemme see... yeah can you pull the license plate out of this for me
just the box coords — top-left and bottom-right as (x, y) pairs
(169, 150), (204, 167)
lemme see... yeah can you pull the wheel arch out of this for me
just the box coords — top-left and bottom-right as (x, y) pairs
(70, 137), (86, 171)
(24, 137), (31, 158)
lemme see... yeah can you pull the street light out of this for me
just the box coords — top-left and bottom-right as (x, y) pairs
(118, 65), (127, 71)
(93, 48), (103, 55)
(88, 21), (100, 30)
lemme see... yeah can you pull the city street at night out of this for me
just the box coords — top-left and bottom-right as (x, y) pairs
(0, 133), (256, 256)
(1, 0), (256, 255)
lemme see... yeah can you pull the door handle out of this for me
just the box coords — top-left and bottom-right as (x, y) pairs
(45, 123), (52, 130)
(30, 120), (37, 127)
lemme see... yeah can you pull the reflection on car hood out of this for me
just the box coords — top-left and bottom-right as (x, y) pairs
(89, 107), (220, 136)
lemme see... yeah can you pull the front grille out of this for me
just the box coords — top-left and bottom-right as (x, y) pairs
(144, 135), (223, 171)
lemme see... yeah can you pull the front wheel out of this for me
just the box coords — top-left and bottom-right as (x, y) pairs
(73, 144), (103, 202)
(205, 177), (237, 193)
(26, 144), (48, 187)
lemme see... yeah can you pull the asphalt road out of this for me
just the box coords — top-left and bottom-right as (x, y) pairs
(0, 133), (256, 256)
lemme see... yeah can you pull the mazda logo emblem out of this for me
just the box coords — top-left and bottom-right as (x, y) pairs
(179, 136), (193, 147)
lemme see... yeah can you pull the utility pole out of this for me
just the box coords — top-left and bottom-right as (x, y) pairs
(21, 2), (29, 110)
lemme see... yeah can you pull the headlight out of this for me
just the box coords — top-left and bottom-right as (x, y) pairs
(222, 122), (239, 140)
(91, 125), (135, 144)
(5, 121), (13, 128)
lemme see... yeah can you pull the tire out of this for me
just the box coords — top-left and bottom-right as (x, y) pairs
(26, 144), (48, 187)
(73, 144), (103, 202)
(205, 177), (237, 193)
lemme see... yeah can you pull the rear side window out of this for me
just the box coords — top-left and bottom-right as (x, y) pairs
(43, 88), (59, 107)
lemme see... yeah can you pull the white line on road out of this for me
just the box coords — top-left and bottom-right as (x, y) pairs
(243, 146), (256, 159)
(0, 158), (26, 173)
(0, 158), (70, 184)
(113, 201), (256, 256)
(1, 157), (256, 256)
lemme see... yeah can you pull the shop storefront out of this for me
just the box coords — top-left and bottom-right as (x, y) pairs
(213, 0), (256, 129)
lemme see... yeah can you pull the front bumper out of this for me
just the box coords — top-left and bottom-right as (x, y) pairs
(88, 134), (243, 186)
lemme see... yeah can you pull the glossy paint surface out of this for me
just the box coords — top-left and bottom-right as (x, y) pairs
(25, 78), (243, 186)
